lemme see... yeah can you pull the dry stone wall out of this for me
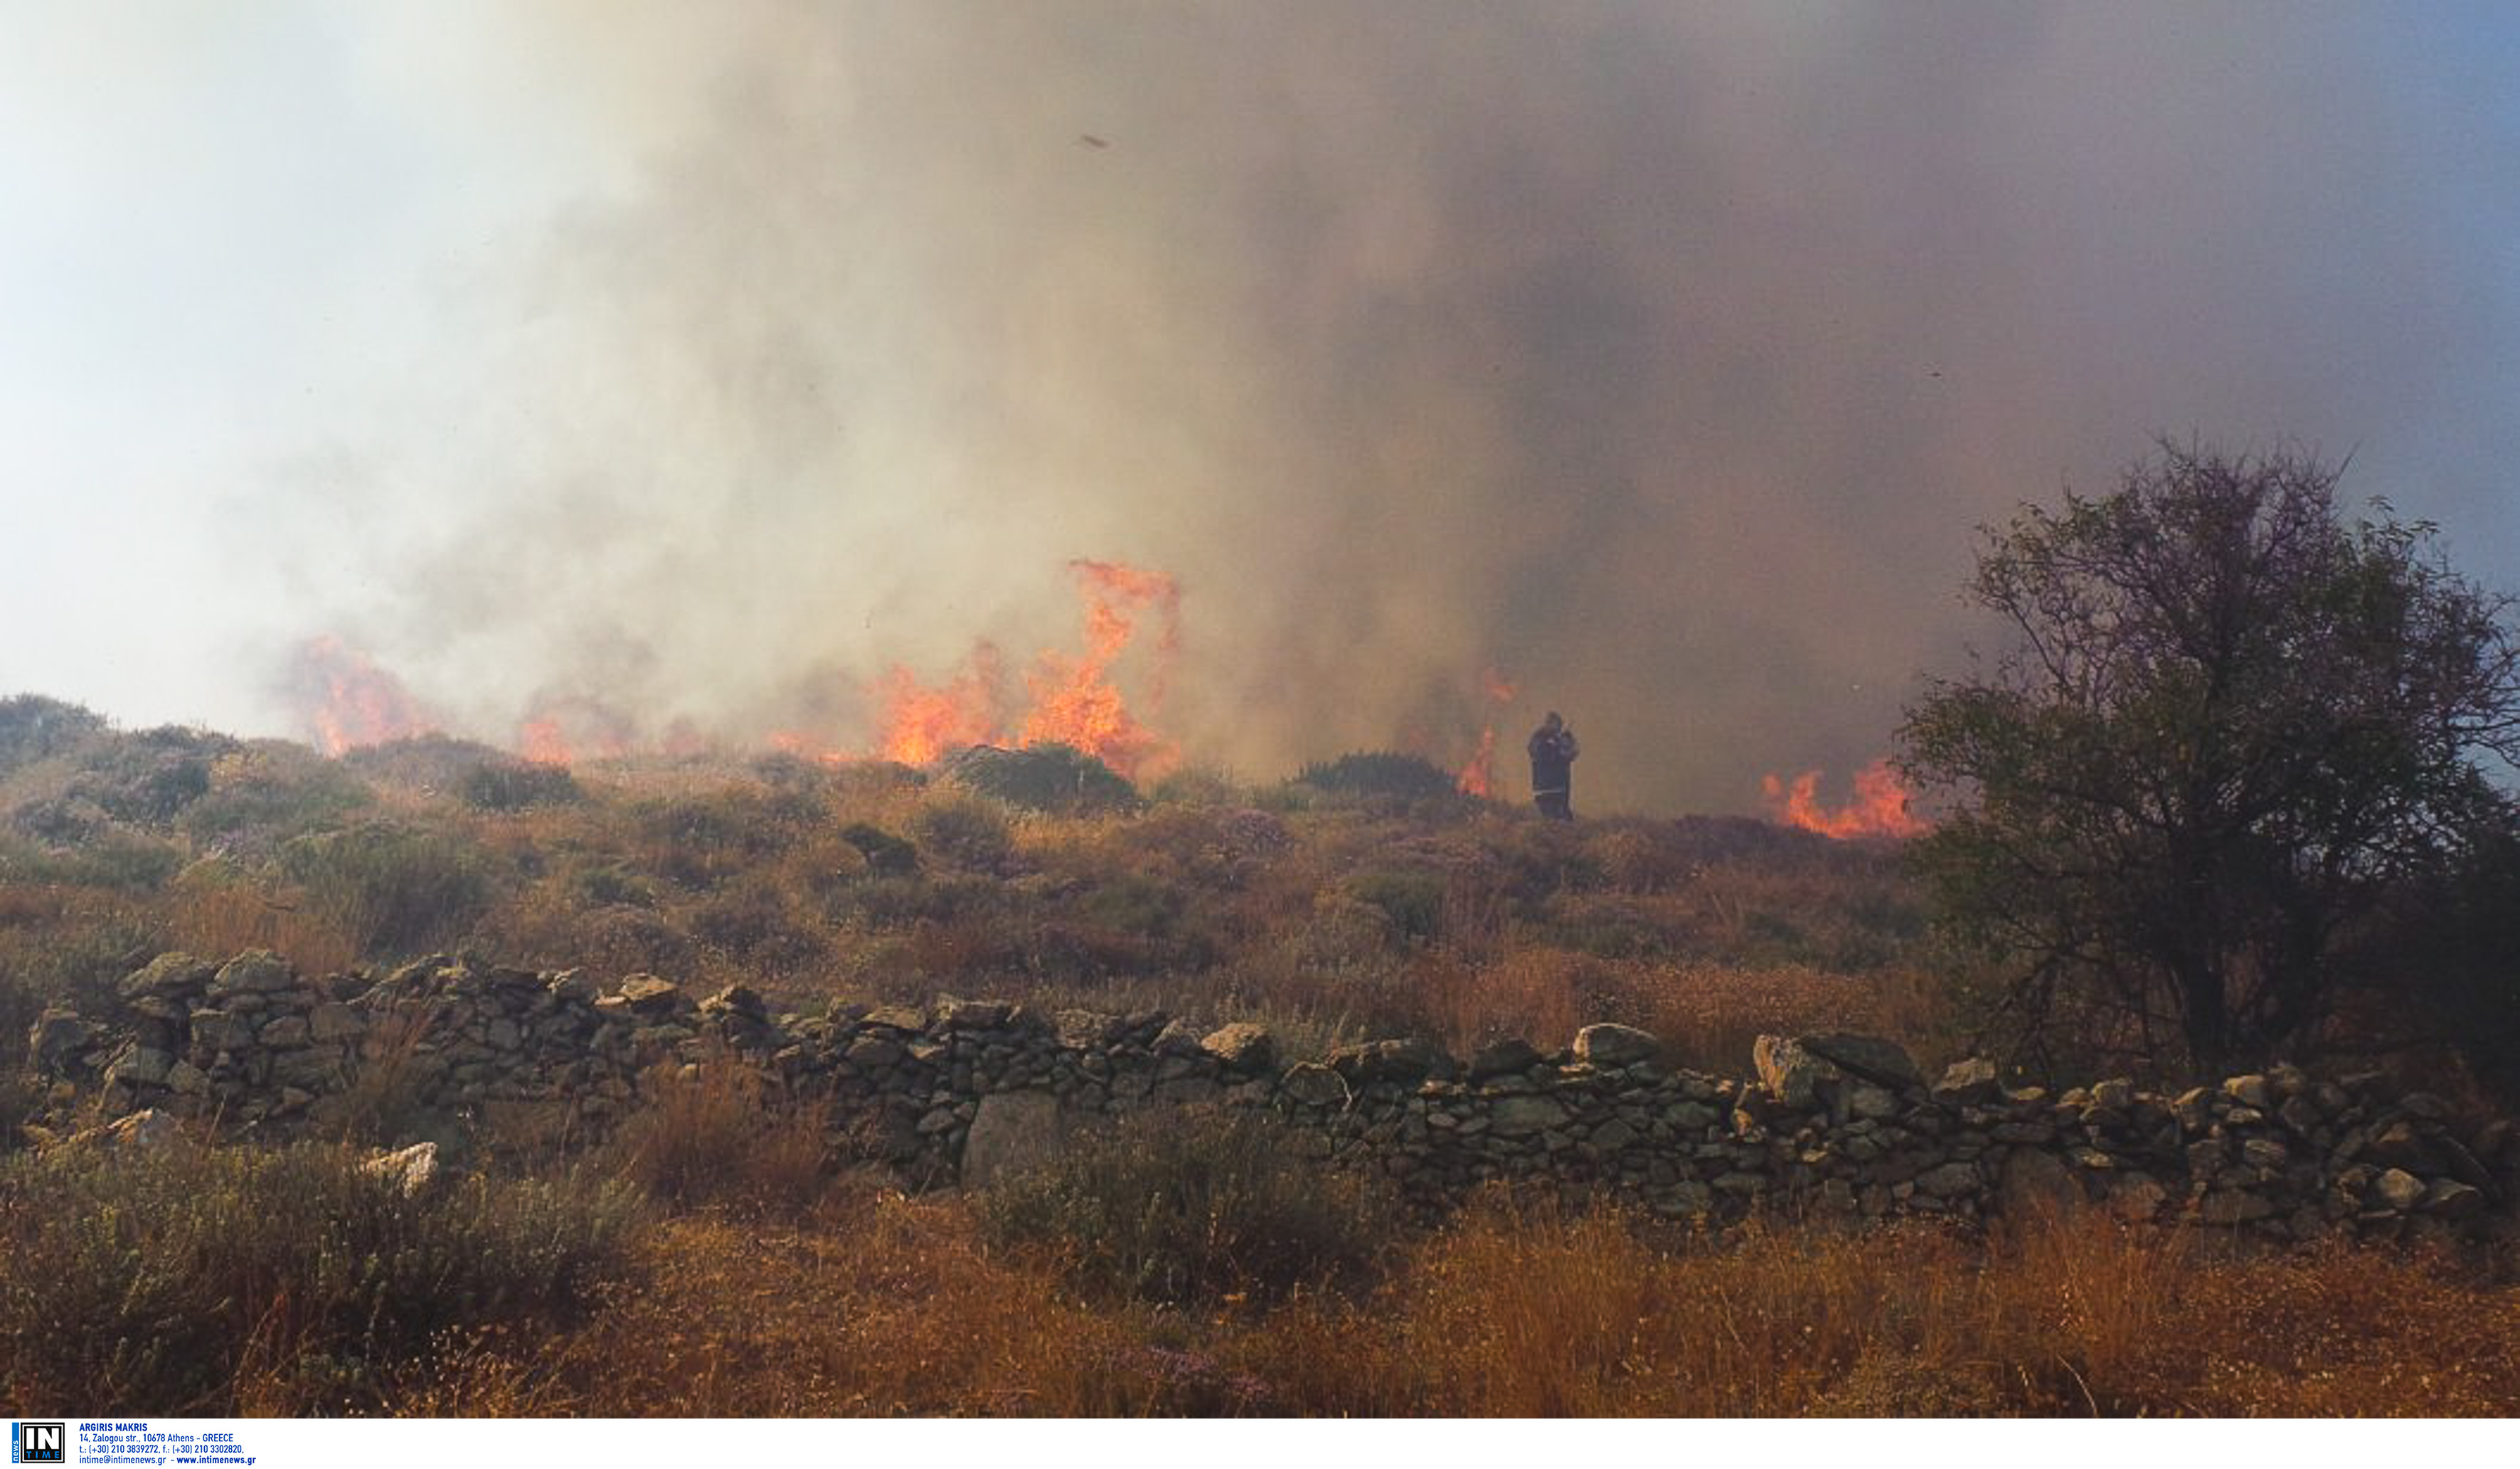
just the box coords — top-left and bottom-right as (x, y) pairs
(27, 949), (2520, 1244)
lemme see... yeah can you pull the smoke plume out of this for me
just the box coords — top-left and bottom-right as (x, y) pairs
(255, 2), (2520, 811)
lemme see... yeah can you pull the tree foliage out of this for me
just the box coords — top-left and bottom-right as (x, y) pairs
(1900, 443), (2520, 1078)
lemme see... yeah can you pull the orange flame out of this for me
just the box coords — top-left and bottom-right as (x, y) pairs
(1761, 757), (1929, 839)
(876, 643), (1008, 765)
(288, 636), (437, 755)
(1017, 561), (1180, 780)
(514, 694), (635, 767)
(1455, 667), (1519, 797)
(877, 561), (1181, 780)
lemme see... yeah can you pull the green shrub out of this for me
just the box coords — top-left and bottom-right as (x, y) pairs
(0, 1140), (644, 1413)
(940, 743), (1139, 815)
(178, 744), (376, 853)
(1292, 751), (1459, 802)
(637, 790), (819, 890)
(0, 694), (107, 776)
(840, 822), (919, 876)
(1349, 869), (1447, 945)
(459, 760), (583, 812)
(279, 822), (496, 959)
(909, 792), (1016, 871)
(0, 829), (184, 892)
(977, 1105), (1392, 1307)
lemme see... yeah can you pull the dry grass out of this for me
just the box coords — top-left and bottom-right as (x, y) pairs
(601, 1056), (833, 1219)
(370, 1187), (2520, 1418)
(1227, 1199), (2520, 1416)
(388, 1187), (1255, 1416)
(161, 875), (358, 979)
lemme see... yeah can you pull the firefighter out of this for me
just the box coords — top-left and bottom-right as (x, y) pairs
(1528, 711), (1579, 820)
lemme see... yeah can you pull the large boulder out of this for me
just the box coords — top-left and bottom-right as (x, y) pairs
(1327, 1037), (1455, 1086)
(1798, 1034), (1924, 1091)
(961, 1092), (1075, 1188)
(1199, 1022), (1276, 1073)
(1572, 1023), (1660, 1068)
(1753, 1035), (1829, 1110)
(211, 950), (295, 997)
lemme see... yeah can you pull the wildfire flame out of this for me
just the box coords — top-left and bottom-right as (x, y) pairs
(1762, 757), (1929, 839)
(874, 644), (1009, 767)
(515, 694), (637, 767)
(875, 558), (1183, 780)
(1455, 667), (1519, 797)
(288, 636), (437, 755)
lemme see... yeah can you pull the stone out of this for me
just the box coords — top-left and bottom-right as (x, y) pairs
(1752, 1035), (1828, 1110)
(1152, 1018), (1206, 1055)
(1847, 1083), (1901, 1121)
(2222, 1074), (2272, 1110)
(29, 1009), (90, 1072)
(1280, 1063), (1349, 1108)
(2366, 1121), (2433, 1171)
(122, 952), (215, 999)
(1932, 1057), (2001, 1105)
(106, 1046), (173, 1088)
(703, 984), (770, 1020)
(1467, 1038), (1542, 1081)
(1798, 1033), (1925, 1091)
(1198, 1022), (1275, 1072)
(309, 1002), (366, 1044)
(1327, 1037), (1453, 1085)
(166, 1060), (209, 1096)
(2420, 1179), (2486, 1220)
(2109, 1174), (2170, 1224)
(844, 1036), (905, 1070)
(960, 1091), (1074, 1187)
(931, 996), (1009, 1030)
(616, 975), (684, 1017)
(2397, 1092), (2452, 1122)
(2200, 1189), (2275, 1226)
(1572, 1023), (1660, 1068)
(105, 1109), (181, 1151)
(259, 1014), (311, 1049)
(2372, 1168), (2427, 1213)
(1652, 1181), (1716, 1217)
(1998, 1147), (2080, 1219)
(211, 950), (296, 995)
(363, 1141), (442, 1197)
(1588, 1118), (1638, 1153)
(1054, 1009), (1125, 1049)
(548, 969), (602, 1004)
(1489, 1095), (1571, 1137)
(1915, 1162), (1980, 1198)
(2240, 1137), (2290, 1170)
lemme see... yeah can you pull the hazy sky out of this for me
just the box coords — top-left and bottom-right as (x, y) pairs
(8, 2), (2520, 813)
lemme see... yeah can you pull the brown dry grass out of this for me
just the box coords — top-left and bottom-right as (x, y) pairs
(365, 1182), (2520, 1418)
(388, 1185), (1258, 1416)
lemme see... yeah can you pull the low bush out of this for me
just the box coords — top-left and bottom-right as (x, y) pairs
(977, 1105), (1393, 1308)
(459, 760), (583, 812)
(908, 791), (1016, 872)
(940, 743), (1139, 815)
(279, 822), (499, 959)
(1292, 751), (1458, 804)
(604, 1059), (830, 1218)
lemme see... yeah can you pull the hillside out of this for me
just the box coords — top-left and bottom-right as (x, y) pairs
(5, 694), (2519, 1418)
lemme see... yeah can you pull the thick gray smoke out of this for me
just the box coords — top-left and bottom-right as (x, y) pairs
(274, 2), (2520, 812)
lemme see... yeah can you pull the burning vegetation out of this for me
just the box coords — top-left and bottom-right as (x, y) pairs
(1760, 758), (1929, 841)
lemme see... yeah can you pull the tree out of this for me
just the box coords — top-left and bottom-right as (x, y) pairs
(1900, 442), (2520, 1078)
